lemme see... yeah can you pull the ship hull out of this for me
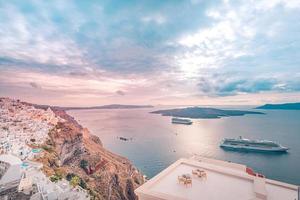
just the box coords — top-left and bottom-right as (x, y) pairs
(171, 121), (192, 125)
(171, 118), (193, 125)
(220, 144), (288, 153)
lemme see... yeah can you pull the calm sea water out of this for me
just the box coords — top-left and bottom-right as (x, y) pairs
(68, 106), (300, 185)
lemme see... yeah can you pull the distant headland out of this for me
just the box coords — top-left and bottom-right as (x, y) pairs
(31, 104), (154, 110)
(255, 103), (300, 110)
(151, 107), (264, 119)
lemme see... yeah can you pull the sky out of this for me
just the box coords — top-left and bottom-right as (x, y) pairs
(0, 0), (300, 106)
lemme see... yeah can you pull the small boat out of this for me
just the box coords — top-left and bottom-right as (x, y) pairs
(220, 136), (288, 152)
(171, 118), (193, 125)
(118, 137), (131, 141)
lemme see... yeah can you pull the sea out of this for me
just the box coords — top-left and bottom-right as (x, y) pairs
(68, 106), (300, 185)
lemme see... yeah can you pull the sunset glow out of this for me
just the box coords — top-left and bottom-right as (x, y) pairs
(1, 0), (300, 106)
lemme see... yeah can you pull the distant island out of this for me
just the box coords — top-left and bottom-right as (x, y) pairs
(63, 104), (154, 110)
(256, 103), (300, 110)
(31, 103), (153, 110)
(151, 107), (264, 119)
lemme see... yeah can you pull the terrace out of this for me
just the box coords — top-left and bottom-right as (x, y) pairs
(135, 156), (299, 200)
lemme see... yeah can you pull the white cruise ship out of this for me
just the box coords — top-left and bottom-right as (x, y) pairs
(171, 117), (193, 125)
(220, 136), (289, 152)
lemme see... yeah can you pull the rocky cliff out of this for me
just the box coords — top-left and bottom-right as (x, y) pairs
(34, 107), (144, 200)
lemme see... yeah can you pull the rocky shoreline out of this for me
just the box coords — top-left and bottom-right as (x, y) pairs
(35, 106), (145, 200)
(1, 98), (145, 200)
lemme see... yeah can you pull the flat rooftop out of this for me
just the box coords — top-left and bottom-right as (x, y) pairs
(0, 154), (22, 165)
(135, 157), (299, 200)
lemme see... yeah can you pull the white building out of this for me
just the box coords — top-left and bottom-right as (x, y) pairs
(0, 98), (90, 199)
(23, 163), (90, 200)
(0, 154), (23, 192)
(135, 156), (299, 200)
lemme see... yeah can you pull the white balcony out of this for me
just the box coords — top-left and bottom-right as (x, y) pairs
(135, 157), (299, 200)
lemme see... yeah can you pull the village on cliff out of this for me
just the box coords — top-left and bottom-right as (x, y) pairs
(0, 98), (90, 199)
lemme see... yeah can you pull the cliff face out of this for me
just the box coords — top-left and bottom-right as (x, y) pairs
(35, 108), (144, 200)
(48, 110), (85, 165)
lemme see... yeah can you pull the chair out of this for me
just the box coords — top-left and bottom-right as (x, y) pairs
(199, 172), (207, 180)
(192, 170), (198, 176)
(183, 174), (191, 179)
(192, 169), (207, 179)
(196, 169), (205, 173)
(178, 176), (186, 184)
(184, 178), (192, 187)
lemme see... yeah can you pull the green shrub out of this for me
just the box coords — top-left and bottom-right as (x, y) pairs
(80, 159), (89, 169)
(70, 176), (80, 187)
(66, 173), (76, 181)
(50, 176), (57, 182)
(66, 173), (86, 189)
(55, 172), (63, 180)
(41, 145), (53, 152)
(50, 173), (62, 183)
(79, 178), (87, 189)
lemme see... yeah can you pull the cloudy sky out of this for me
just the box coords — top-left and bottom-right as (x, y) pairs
(1, 0), (300, 106)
